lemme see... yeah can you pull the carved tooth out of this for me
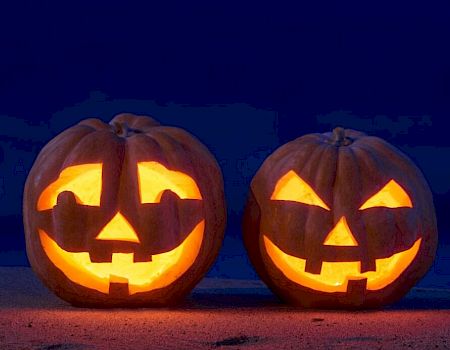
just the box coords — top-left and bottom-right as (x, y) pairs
(108, 278), (130, 297)
(133, 252), (152, 263)
(89, 250), (113, 263)
(346, 278), (368, 305)
(304, 259), (323, 275)
(360, 259), (377, 273)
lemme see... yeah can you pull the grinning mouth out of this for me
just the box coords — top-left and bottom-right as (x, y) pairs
(39, 220), (204, 295)
(263, 235), (421, 293)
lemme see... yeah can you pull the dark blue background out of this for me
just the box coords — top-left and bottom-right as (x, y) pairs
(1, 2), (449, 284)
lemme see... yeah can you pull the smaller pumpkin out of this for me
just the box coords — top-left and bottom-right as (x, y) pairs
(243, 127), (438, 308)
(23, 113), (226, 307)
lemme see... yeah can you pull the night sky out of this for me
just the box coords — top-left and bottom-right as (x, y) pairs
(1, 1), (449, 281)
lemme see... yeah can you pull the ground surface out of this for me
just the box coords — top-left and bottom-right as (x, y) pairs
(1, 267), (450, 350)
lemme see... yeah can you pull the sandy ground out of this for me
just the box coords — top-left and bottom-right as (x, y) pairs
(1, 267), (450, 350)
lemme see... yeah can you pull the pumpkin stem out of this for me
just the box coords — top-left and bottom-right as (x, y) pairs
(332, 127), (352, 146)
(112, 122), (141, 137)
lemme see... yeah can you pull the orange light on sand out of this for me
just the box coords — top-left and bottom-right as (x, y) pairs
(359, 179), (413, 210)
(263, 235), (421, 292)
(271, 170), (330, 210)
(39, 220), (205, 295)
(96, 212), (140, 243)
(37, 163), (103, 211)
(138, 162), (202, 203)
(323, 217), (358, 247)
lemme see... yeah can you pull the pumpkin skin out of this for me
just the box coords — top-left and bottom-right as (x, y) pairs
(243, 128), (437, 308)
(24, 114), (226, 307)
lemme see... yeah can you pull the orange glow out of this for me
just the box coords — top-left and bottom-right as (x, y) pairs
(39, 220), (205, 295)
(359, 179), (413, 210)
(323, 217), (358, 246)
(271, 170), (330, 210)
(263, 235), (421, 292)
(37, 163), (103, 211)
(137, 162), (202, 203)
(95, 212), (140, 243)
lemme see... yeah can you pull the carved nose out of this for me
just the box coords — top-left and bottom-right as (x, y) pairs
(323, 216), (358, 246)
(95, 212), (140, 243)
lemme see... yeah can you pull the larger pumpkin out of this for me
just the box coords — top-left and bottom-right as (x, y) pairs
(24, 114), (226, 307)
(243, 128), (437, 308)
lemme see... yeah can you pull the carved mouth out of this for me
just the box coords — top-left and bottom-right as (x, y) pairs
(39, 220), (204, 295)
(263, 234), (421, 293)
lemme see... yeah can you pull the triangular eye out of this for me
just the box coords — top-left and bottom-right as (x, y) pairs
(271, 170), (330, 210)
(359, 179), (413, 210)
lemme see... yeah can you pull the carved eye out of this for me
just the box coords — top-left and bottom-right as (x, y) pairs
(137, 161), (202, 203)
(359, 179), (413, 210)
(37, 164), (103, 211)
(271, 170), (330, 210)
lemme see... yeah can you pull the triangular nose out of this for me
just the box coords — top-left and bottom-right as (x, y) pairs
(323, 216), (358, 246)
(95, 212), (140, 243)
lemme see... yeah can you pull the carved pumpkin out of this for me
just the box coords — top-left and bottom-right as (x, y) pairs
(23, 114), (226, 307)
(243, 128), (438, 308)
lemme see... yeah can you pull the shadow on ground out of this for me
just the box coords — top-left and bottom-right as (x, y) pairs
(1, 267), (450, 311)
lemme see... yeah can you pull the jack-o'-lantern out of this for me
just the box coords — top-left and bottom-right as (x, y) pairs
(243, 128), (437, 308)
(24, 114), (226, 307)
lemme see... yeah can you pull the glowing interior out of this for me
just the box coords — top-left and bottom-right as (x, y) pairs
(95, 212), (140, 243)
(271, 170), (330, 210)
(323, 216), (358, 246)
(39, 220), (205, 295)
(263, 235), (421, 292)
(138, 162), (202, 203)
(359, 180), (413, 210)
(37, 163), (103, 211)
